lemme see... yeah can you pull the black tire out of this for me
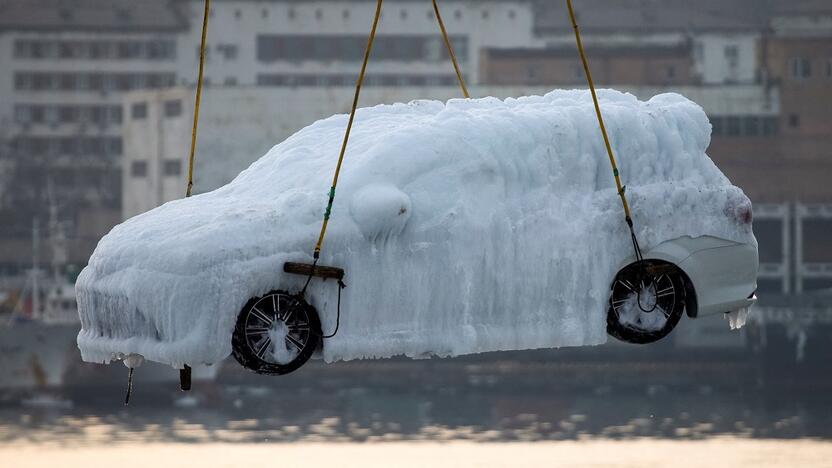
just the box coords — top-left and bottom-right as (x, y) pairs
(232, 290), (321, 375)
(607, 260), (686, 344)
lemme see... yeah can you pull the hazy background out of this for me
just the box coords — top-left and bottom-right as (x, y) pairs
(0, 0), (830, 466)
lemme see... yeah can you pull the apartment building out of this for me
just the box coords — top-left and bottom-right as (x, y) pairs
(0, 0), (187, 272)
(0, 0), (536, 275)
(171, 0), (536, 88)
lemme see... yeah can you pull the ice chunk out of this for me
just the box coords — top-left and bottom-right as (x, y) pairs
(349, 183), (412, 240)
(268, 321), (298, 365)
(76, 89), (756, 368)
(122, 353), (144, 369)
(725, 307), (751, 330)
(615, 287), (669, 332)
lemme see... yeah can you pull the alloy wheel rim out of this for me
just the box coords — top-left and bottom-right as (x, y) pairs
(243, 293), (311, 364)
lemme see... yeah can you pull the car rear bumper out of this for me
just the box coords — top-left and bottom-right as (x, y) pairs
(678, 242), (758, 317)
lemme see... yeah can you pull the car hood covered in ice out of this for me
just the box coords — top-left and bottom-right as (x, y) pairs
(76, 89), (755, 368)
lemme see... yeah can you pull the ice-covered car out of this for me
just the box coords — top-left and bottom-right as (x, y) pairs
(76, 90), (758, 376)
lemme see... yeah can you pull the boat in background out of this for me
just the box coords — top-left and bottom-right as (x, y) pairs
(0, 210), (219, 393)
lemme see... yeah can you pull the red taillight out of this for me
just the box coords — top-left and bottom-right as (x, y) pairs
(725, 199), (753, 225)
(736, 204), (753, 224)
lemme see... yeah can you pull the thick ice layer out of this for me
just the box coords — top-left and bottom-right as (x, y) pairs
(616, 290), (669, 332)
(76, 89), (755, 368)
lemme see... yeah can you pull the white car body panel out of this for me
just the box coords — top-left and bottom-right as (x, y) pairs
(635, 235), (758, 317)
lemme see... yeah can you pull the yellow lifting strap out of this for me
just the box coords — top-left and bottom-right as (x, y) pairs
(311, 0), (469, 261)
(565, 0), (642, 260)
(432, 0), (470, 98)
(185, 0), (210, 198)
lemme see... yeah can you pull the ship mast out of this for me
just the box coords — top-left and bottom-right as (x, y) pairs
(31, 218), (40, 321)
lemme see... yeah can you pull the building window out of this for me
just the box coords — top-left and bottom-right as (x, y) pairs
(14, 73), (30, 90)
(88, 42), (106, 59)
(14, 39), (174, 60)
(665, 65), (676, 80)
(508, 9), (516, 19)
(58, 73), (76, 90)
(164, 100), (182, 117)
(400, 9), (408, 20)
(788, 113), (800, 128)
(743, 116), (760, 136)
(118, 42), (137, 59)
(163, 160), (182, 176)
(726, 116), (741, 136)
(131, 160), (148, 177)
(13, 40), (29, 58)
(224, 76), (238, 86)
(343, 9), (350, 19)
(218, 44), (238, 60)
(88, 106), (105, 125)
(763, 117), (778, 136)
(14, 105), (32, 124)
(711, 115), (777, 137)
(724, 45), (739, 64)
(482, 10), (490, 19)
(526, 64), (541, 84)
(59, 42), (77, 58)
(234, 9), (242, 19)
(30, 106), (45, 123)
(109, 137), (123, 154)
(315, 9), (323, 20)
(790, 57), (812, 79)
(826, 59), (832, 78)
(256, 73), (457, 88)
(257, 34), (468, 63)
(710, 117), (723, 136)
(109, 106), (123, 124)
(131, 102), (148, 119)
(454, 10), (462, 20)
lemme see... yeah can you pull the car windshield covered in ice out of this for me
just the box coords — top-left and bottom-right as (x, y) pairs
(76, 90), (757, 376)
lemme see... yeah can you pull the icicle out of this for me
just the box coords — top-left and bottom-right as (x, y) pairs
(122, 354), (145, 406)
(124, 367), (134, 406)
(725, 307), (750, 330)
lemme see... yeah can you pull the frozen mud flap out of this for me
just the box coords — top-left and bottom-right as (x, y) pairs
(180, 365), (192, 391)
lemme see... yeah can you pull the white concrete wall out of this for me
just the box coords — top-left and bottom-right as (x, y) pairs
(542, 32), (687, 49)
(693, 33), (760, 85)
(122, 88), (194, 217)
(174, 0), (536, 86)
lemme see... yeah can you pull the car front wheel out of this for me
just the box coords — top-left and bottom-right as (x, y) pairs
(231, 290), (321, 375)
(607, 261), (686, 344)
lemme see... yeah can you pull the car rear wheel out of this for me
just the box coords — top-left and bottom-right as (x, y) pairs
(607, 261), (686, 344)
(232, 290), (321, 375)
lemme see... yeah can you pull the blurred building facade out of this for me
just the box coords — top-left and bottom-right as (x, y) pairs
(0, 0), (831, 299)
(478, 0), (832, 294)
(0, 0), (535, 282)
(0, 0), (187, 278)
